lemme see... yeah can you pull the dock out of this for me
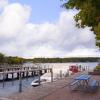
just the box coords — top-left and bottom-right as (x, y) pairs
(1, 72), (100, 100)
(0, 65), (52, 81)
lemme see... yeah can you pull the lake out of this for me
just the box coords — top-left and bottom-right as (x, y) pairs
(0, 62), (98, 96)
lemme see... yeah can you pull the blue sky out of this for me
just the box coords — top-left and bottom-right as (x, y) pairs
(0, 0), (100, 58)
(9, 0), (65, 23)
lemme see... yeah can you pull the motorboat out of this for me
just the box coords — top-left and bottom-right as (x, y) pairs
(31, 73), (57, 87)
(31, 78), (47, 86)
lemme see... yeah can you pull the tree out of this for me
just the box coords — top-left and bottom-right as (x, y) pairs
(0, 53), (5, 63)
(6, 56), (24, 64)
(62, 0), (100, 48)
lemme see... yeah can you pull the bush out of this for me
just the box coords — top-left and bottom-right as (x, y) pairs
(96, 65), (100, 69)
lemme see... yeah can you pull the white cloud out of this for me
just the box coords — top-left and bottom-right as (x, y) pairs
(0, 2), (31, 37)
(0, 2), (99, 58)
(0, 0), (8, 9)
(66, 47), (100, 57)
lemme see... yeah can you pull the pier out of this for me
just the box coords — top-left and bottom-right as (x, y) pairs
(0, 64), (53, 92)
(0, 64), (52, 81)
(1, 72), (100, 100)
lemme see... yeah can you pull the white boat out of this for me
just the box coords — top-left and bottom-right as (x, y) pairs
(31, 78), (47, 86)
(31, 73), (57, 86)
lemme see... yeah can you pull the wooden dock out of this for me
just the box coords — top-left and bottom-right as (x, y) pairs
(2, 73), (100, 100)
(0, 64), (52, 81)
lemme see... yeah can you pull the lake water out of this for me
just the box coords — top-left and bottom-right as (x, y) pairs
(0, 62), (98, 96)
(35, 62), (98, 74)
(0, 77), (38, 96)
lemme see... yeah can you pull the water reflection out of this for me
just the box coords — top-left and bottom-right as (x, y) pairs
(0, 62), (98, 96)
(0, 77), (37, 96)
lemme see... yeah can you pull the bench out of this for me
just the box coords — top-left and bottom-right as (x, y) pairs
(69, 80), (79, 90)
(89, 80), (99, 89)
(88, 79), (99, 92)
(70, 80), (79, 86)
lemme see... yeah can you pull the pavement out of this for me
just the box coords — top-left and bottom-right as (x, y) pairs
(0, 72), (100, 100)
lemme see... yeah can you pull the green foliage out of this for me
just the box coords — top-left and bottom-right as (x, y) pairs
(95, 65), (100, 69)
(63, 0), (100, 28)
(62, 0), (100, 48)
(0, 51), (100, 64)
(94, 23), (100, 35)
(0, 53), (5, 63)
(0, 52), (25, 64)
(30, 57), (100, 63)
(6, 56), (24, 64)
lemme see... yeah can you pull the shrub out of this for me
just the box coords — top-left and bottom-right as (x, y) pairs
(96, 65), (100, 69)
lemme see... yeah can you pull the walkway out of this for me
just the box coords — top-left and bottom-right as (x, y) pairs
(0, 72), (100, 100)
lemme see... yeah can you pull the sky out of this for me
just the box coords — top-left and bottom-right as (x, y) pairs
(0, 0), (100, 58)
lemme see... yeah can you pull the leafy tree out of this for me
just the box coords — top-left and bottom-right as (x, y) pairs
(0, 53), (5, 63)
(62, 0), (100, 48)
(0, 53), (25, 65)
(6, 56), (24, 64)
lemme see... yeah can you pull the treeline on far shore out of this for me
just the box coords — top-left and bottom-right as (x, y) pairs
(0, 52), (100, 65)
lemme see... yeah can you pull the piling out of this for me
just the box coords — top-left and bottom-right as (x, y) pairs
(38, 66), (41, 85)
(50, 69), (53, 82)
(12, 73), (14, 85)
(19, 66), (22, 92)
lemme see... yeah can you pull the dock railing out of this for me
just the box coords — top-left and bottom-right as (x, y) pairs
(0, 64), (53, 92)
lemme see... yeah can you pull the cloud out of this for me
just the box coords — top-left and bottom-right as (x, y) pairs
(0, 2), (99, 58)
(0, 0), (8, 9)
(66, 47), (100, 57)
(0, 2), (31, 37)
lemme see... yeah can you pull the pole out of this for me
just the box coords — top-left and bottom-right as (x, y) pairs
(2, 71), (5, 88)
(51, 68), (53, 82)
(19, 65), (22, 92)
(26, 67), (28, 81)
(38, 66), (41, 85)
(2, 65), (6, 88)
(12, 73), (14, 86)
(60, 70), (62, 79)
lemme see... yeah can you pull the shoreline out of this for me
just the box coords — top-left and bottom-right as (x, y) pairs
(0, 71), (90, 100)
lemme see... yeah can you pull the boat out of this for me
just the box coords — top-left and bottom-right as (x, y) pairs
(31, 78), (47, 86)
(31, 73), (57, 86)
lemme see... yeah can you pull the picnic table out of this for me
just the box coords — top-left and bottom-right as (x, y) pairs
(75, 75), (91, 80)
(75, 75), (91, 85)
(75, 75), (91, 91)
(69, 74), (99, 92)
